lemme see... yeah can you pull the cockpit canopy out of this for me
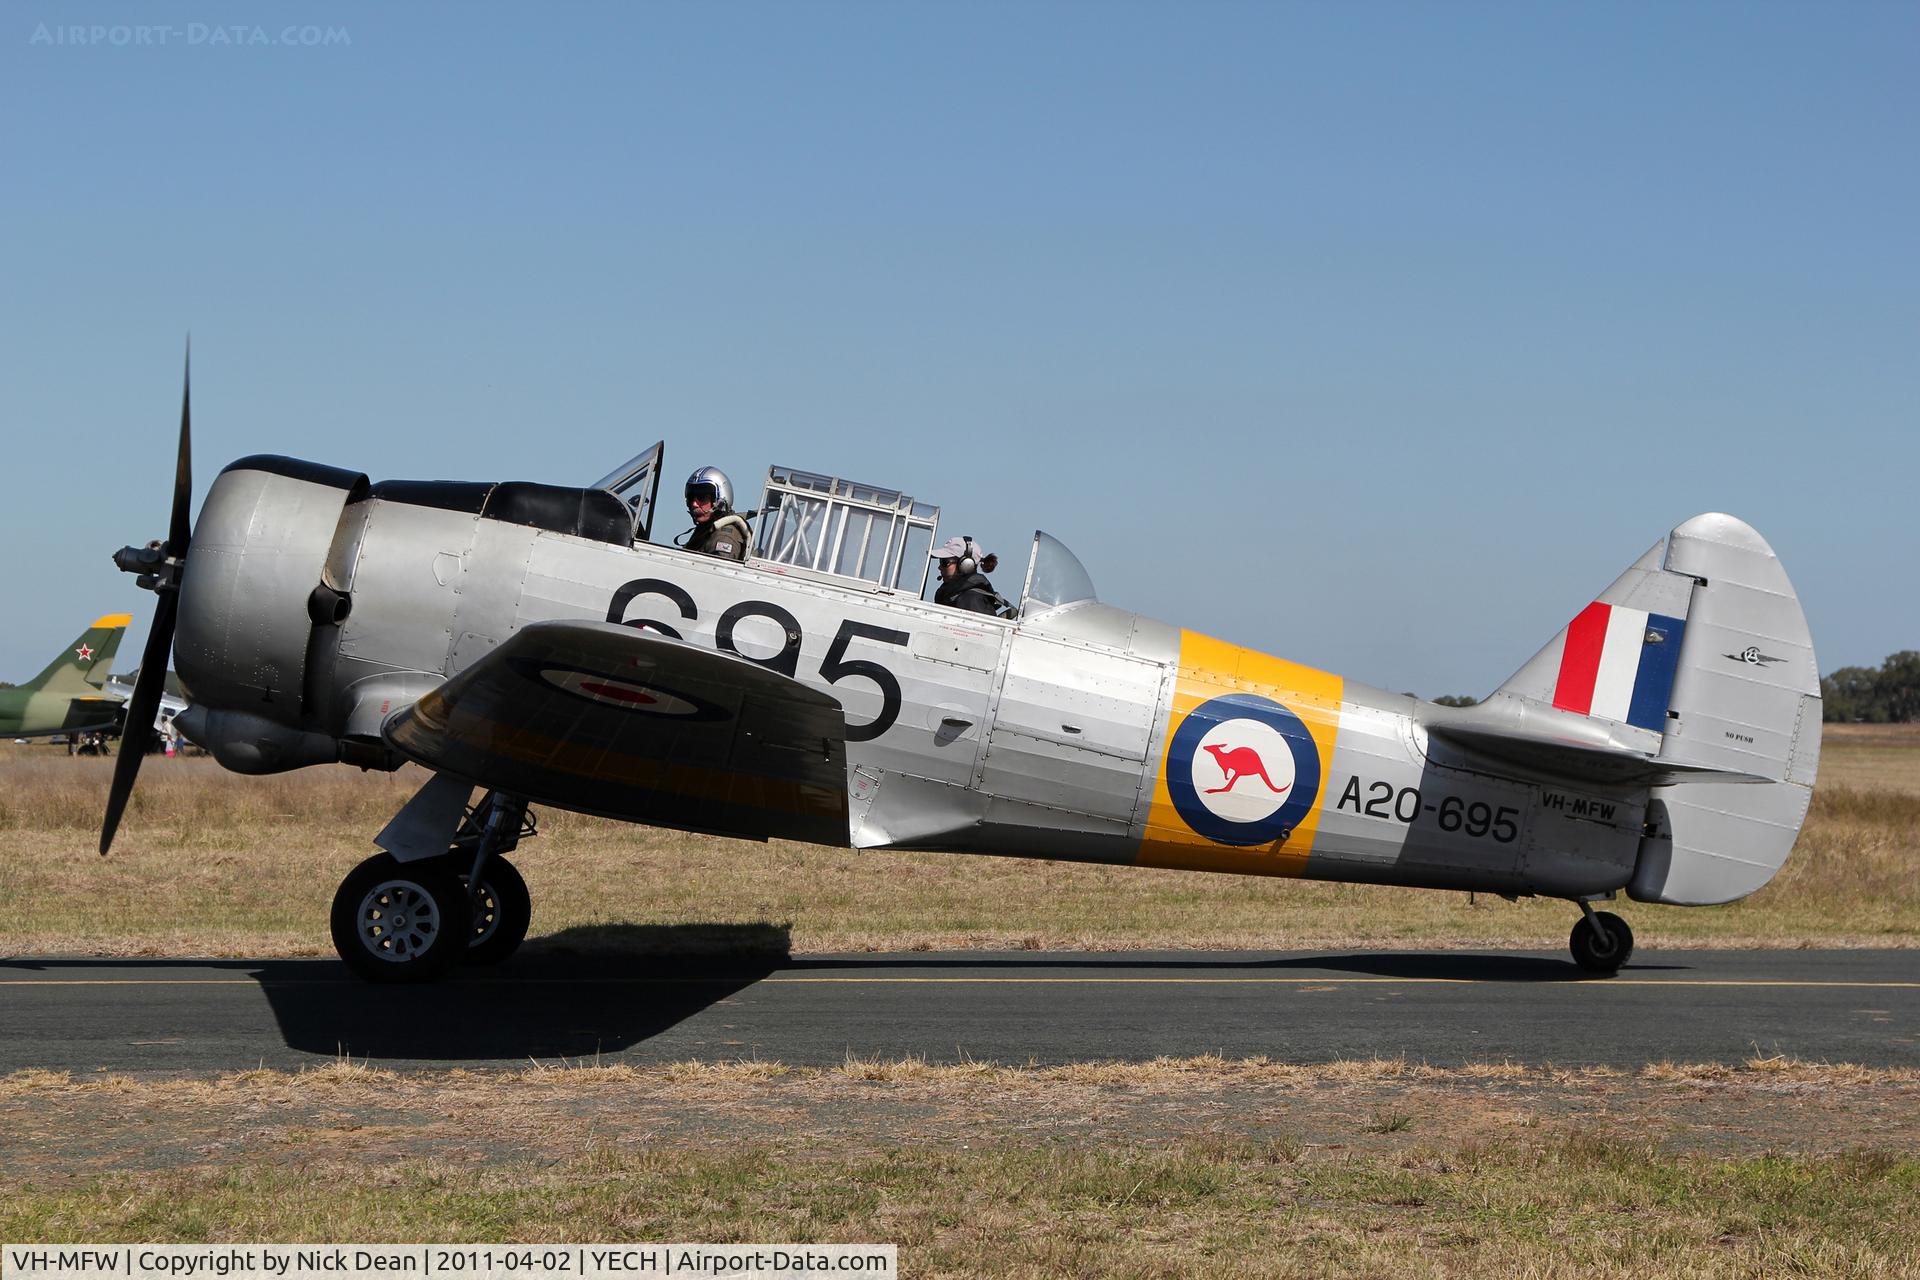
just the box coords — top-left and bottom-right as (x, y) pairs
(755, 465), (939, 592)
(592, 442), (1095, 613)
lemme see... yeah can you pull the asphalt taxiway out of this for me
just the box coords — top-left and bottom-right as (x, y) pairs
(2, 949), (1915, 1074)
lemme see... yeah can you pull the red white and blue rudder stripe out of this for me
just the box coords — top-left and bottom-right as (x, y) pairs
(1551, 602), (1686, 732)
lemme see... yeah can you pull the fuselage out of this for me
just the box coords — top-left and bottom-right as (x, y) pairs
(0, 686), (119, 738)
(174, 457), (1651, 901)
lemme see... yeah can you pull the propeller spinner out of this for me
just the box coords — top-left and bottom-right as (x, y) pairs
(101, 345), (193, 854)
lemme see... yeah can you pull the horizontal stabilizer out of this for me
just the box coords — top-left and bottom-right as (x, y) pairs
(1425, 715), (1767, 788)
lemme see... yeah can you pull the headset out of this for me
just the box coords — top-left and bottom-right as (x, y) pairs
(953, 536), (978, 577)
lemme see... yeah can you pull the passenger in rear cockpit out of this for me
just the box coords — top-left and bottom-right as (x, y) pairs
(932, 536), (1008, 616)
(681, 467), (750, 562)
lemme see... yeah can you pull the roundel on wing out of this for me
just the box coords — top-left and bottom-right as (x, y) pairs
(1166, 693), (1321, 846)
(519, 662), (732, 722)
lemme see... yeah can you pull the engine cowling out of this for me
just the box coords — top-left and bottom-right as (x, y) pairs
(174, 456), (368, 730)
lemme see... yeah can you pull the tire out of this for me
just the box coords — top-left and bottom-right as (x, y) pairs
(463, 855), (531, 966)
(1569, 911), (1634, 975)
(330, 853), (472, 983)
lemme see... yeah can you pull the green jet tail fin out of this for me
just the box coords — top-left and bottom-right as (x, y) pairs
(22, 614), (132, 695)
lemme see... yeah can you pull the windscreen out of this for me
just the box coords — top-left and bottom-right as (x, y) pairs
(1021, 530), (1098, 611)
(591, 442), (664, 542)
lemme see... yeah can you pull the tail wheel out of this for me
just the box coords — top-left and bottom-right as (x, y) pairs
(463, 855), (531, 966)
(1569, 910), (1634, 975)
(330, 853), (471, 983)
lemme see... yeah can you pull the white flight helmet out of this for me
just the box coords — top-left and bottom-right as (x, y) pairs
(684, 466), (733, 515)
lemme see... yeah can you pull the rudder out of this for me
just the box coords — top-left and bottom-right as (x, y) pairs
(1630, 514), (1820, 905)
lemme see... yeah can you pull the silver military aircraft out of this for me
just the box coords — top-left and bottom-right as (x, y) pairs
(103, 360), (1821, 981)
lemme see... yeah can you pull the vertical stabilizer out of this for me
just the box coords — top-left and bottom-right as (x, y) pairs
(1486, 536), (1696, 754)
(22, 615), (131, 695)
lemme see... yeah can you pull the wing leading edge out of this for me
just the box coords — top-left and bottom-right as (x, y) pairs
(383, 620), (851, 845)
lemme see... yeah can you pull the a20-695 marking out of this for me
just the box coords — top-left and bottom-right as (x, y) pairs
(1335, 777), (1520, 843)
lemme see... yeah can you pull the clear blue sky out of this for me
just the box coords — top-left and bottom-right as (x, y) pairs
(3, 1), (1914, 697)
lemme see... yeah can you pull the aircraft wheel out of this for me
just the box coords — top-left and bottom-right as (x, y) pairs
(462, 855), (531, 966)
(1569, 911), (1634, 974)
(330, 853), (472, 983)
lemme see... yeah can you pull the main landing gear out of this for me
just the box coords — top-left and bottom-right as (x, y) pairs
(330, 792), (537, 983)
(1568, 901), (1634, 975)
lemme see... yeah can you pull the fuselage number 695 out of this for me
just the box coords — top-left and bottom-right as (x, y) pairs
(607, 578), (909, 742)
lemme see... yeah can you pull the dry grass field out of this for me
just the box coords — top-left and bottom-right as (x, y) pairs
(2, 1058), (1917, 1274)
(1, 724), (1915, 958)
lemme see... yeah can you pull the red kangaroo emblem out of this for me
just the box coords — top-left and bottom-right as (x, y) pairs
(1201, 743), (1290, 795)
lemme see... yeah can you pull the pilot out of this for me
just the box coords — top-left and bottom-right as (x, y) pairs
(932, 536), (1007, 615)
(682, 467), (750, 562)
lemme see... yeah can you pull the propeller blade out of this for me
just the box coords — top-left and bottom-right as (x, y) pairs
(99, 591), (179, 855)
(167, 341), (192, 556)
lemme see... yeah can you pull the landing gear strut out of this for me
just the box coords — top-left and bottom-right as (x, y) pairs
(455, 795), (534, 966)
(1568, 901), (1634, 975)
(462, 857), (531, 964)
(329, 791), (537, 982)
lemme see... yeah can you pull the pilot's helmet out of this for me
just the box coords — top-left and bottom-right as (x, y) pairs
(685, 466), (733, 515)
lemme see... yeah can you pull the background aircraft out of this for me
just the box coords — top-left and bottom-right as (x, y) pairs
(102, 368), (1820, 983)
(100, 667), (190, 742)
(1, 614), (129, 740)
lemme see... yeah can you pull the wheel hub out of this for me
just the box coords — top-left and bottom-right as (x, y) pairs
(355, 879), (443, 962)
(469, 880), (501, 945)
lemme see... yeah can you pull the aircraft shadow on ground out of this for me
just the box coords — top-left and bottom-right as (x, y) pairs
(262, 923), (791, 1062)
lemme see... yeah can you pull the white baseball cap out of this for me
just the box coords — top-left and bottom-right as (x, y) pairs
(932, 536), (977, 560)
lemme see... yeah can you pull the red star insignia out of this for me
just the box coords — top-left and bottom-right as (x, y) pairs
(75, 644), (94, 662)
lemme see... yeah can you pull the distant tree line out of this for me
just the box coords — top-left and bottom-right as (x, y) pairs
(1822, 651), (1920, 723)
